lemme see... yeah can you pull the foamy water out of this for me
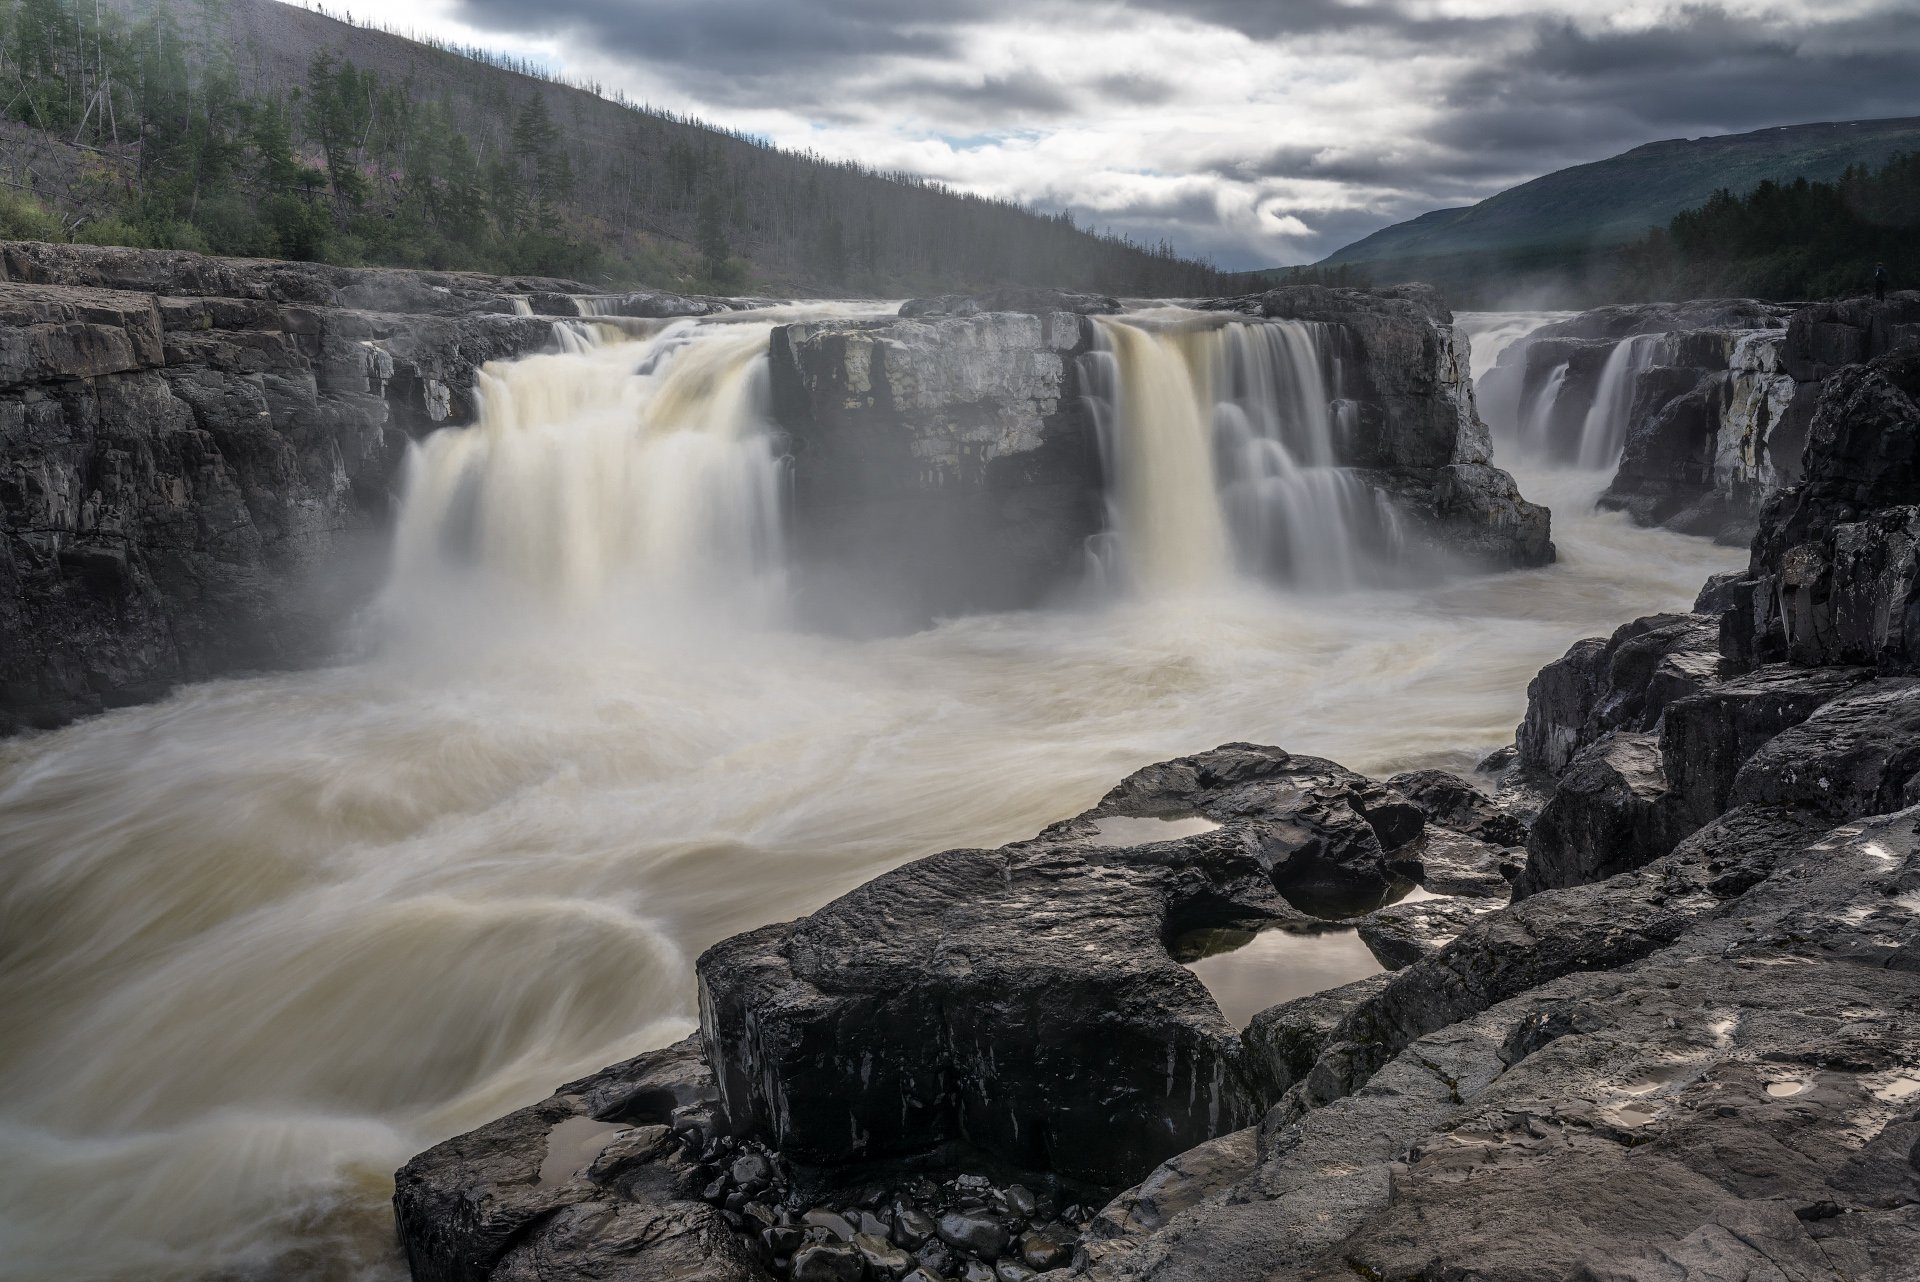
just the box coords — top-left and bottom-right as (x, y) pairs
(0, 311), (1738, 1281)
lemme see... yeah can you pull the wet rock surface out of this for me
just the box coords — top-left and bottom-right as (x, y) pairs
(395, 305), (1920, 1280)
(697, 744), (1437, 1190)
(0, 241), (722, 732)
(1202, 283), (1553, 570)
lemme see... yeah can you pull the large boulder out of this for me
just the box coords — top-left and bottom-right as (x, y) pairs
(695, 744), (1425, 1190)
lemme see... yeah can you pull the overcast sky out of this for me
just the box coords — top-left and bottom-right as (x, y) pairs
(327, 0), (1920, 269)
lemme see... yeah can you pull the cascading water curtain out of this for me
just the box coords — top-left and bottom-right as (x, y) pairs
(1084, 314), (1400, 595)
(384, 319), (791, 629)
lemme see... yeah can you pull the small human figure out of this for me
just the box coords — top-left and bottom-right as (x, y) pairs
(1875, 262), (1891, 302)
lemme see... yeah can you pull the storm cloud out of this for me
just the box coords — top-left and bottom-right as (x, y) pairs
(345, 0), (1920, 268)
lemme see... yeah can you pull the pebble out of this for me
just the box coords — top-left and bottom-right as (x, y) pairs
(677, 1125), (1086, 1282)
(937, 1210), (1009, 1260)
(803, 1210), (857, 1242)
(853, 1231), (913, 1277)
(1019, 1225), (1074, 1271)
(893, 1208), (937, 1248)
(790, 1241), (864, 1282)
(731, 1151), (772, 1190)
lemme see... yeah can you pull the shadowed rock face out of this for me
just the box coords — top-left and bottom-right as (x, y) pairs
(0, 242), (740, 733)
(770, 308), (1105, 630)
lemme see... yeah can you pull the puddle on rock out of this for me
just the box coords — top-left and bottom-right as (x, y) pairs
(1873, 1070), (1920, 1102)
(538, 1116), (629, 1186)
(1086, 814), (1222, 847)
(1177, 923), (1383, 1029)
(1766, 1080), (1811, 1098)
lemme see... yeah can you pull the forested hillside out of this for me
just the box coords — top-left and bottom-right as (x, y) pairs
(1615, 153), (1917, 300)
(0, 0), (1226, 296)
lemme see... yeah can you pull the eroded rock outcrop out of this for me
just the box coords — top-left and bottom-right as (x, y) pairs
(770, 307), (1104, 628)
(1202, 284), (1553, 571)
(697, 744), (1428, 1191)
(1485, 293), (1920, 544)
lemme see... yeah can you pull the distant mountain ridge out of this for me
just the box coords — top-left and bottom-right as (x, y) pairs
(1322, 116), (1920, 269)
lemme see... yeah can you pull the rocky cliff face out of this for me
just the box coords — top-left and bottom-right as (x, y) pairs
(1484, 294), (1920, 544)
(0, 242), (723, 732)
(771, 302), (1108, 628)
(1202, 284), (1552, 571)
(397, 311), (1920, 1282)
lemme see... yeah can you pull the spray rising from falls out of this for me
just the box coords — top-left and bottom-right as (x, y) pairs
(1083, 312), (1397, 593)
(385, 319), (789, 628)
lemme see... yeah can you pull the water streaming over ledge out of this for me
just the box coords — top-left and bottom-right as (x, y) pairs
(385, 319), (788, 628)
(1083, 310), (1397, 593)
(0, 308), (1742, 1282)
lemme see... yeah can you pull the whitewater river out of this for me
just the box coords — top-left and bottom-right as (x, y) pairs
(0, 308), (1735, 1281)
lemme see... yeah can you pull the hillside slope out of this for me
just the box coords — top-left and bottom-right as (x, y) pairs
(1324, 116), (1920, 267)
(0, 0), (1222, 296)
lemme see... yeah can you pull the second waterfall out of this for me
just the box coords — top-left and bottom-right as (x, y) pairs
(1083, 310), (1399, 595)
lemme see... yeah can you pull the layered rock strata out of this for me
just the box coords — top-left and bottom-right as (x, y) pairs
(0, 242), (726, 731)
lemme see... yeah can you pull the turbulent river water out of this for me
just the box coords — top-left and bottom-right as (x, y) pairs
(0, 307), (1736, 1282)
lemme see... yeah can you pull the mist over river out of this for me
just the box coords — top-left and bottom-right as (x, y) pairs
(0, 310), (1737, 1281)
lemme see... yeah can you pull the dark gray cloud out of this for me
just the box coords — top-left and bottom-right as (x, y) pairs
(875, 71), (1081, 120)
(451, 0), (1001, 81)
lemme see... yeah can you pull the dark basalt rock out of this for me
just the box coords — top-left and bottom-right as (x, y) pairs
(1731, 351), (1920, 674)
(1517, 663), (1871, 897)
(696, 743), (1425, 1190)
(1385, 768), (1530, 848)
(1064, 806), (1920, 1282)
(1387, 825), (1521, 897)
(1515, 611), (1722, 777)
(1355, 894), (1499, 969)
(0, 243), (723, 733)
(391, 1035), (760, 1282)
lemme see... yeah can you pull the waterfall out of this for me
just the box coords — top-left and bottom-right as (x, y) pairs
(384, 319), (788, 626)
(1084, 312), (1391, 594)
(1576, 335), (1661, 470)
(1518, 362), (1571, 458)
